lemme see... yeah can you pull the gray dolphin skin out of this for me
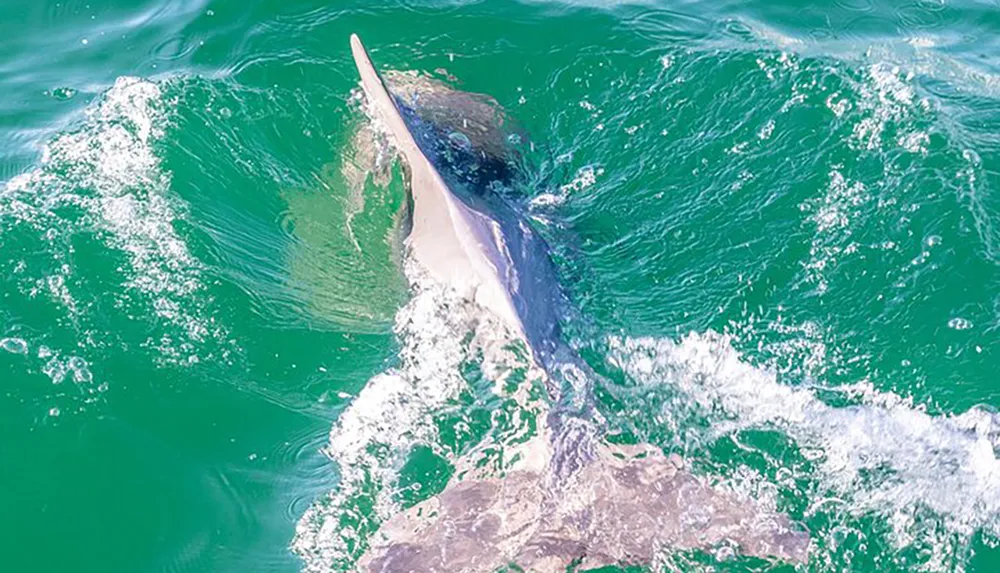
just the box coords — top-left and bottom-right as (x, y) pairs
(348, 34), (810, 572)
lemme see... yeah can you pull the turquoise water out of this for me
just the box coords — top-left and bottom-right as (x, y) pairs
(2, 1), (999, 571)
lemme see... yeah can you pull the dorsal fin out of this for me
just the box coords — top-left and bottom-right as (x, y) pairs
(350, 34), (424, 162)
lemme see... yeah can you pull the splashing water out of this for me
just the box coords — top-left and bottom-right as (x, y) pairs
(292, 258), (542, 572)
(606, 331), (1000, 571)
(1, 76), (230, 368)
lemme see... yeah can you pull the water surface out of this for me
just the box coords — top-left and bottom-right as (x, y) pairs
(2, 1), (1000, 571)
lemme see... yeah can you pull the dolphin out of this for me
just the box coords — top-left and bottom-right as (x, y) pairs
(347, 34), (809, 572)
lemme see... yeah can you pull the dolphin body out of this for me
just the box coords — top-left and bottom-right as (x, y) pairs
(347, 34), (809, 572)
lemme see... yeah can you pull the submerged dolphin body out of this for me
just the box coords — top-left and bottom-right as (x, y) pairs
(348, 34), (809, 572)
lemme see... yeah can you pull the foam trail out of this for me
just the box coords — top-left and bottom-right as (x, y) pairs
(292, 260), (537, 572)
(608, 331), (1000, 567)
(1, 76), (229, 365)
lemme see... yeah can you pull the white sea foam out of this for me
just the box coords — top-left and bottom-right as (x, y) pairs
(3, 338), (110, 417)
(41, 352), (95, 386)
(850, 63), (928, 152)
(948, 317), (973, 331)
(800, 170), (867, 295)
(292, 260), (539, 572)
(531, 164), (604, 207)
(607, 331), (1000, 568)
(908, 36), (937, 49)
(1, 77), (227, 364)
(757, 119), (775, 140)
(899, 130), (930, 154)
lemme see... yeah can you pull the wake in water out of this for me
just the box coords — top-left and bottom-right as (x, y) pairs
(293, 259), (810, 572)
(1, 76), (233, 418)
(606, 332), (1000, 571)
(1, 77), (228, 362)
(298, 311), (1000, 570)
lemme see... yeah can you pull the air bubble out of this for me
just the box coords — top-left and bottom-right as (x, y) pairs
(447, 131), (471, 151)
(50, 87), (77, 101)
(948, 317), (973, 331)
(43, 359), (67, 384)
(68, 356), (93, 384)
(0, 338), (28, 355)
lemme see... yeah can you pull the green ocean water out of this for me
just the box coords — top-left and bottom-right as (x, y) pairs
(3, 0), (1000, 571)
